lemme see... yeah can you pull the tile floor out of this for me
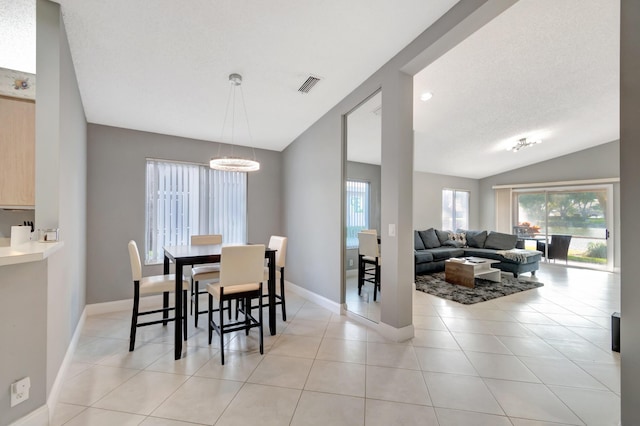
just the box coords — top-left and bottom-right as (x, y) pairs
(52, 263), (621, 425)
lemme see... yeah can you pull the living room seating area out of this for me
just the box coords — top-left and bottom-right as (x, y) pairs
(414, 228), (542, 278)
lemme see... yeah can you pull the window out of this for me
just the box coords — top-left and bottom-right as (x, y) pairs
(442, 189), (469, 230)
(145, 159), (247, 264)
(346, 180), (370, 249)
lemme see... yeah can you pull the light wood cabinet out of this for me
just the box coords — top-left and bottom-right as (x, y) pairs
(0, 95), (35, 207)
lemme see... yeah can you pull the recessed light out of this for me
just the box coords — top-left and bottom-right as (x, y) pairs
(420, 92), (433, 102)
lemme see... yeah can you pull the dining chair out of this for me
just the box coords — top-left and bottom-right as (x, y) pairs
(537, 234), (572, 264)
(190, 234), (223, 327)
(358, 231), (381, 301)
(262, 236), (288, 320)
(127, 240), (189, 351)
(207, 244), (266, 365)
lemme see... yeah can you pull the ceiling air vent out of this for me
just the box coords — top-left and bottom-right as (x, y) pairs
(298, 75), (321, 94)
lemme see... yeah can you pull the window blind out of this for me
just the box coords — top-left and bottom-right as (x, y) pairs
(145, 159), (247, 264)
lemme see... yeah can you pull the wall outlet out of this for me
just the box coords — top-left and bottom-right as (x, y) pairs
(348, 259), (353, 267)
(10, 377), (30, 407)
(388, 224), (396, 237)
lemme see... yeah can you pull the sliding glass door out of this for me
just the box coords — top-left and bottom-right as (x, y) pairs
(514, 185), (613, 271)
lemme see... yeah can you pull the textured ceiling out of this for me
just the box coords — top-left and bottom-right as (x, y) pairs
(55, 0), (458, 152)
(347, 0), (620, 179)
(2, 1), (620, 179)
(0, 0), (36, 73)
(412, 0), (620, 178)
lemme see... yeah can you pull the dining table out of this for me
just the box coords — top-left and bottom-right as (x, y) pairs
(163, 243), (277, 360)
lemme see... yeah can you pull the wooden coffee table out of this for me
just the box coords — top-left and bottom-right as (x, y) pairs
(444, 257), (501, 288)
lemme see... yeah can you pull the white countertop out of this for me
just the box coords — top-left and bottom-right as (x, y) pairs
(0, 240), (64, 266)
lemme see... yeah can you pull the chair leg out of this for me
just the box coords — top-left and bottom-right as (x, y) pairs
(162, 291), (169, 326)
(208, 294), (213, 344)
(219, 298), (225, 365)
(194, 281), (200, 327)
(183, 290), (188, 340)
(258, 289), (264, 355)
(358, 256), (364, 295)
(190, 278), (194, 316)
(373, 263), (378, 302)
(129, 285), (140, 352)
(245, 296), (250, 336)
(280, 268), (287, 321)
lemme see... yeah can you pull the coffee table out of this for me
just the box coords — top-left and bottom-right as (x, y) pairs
(444, 257), (501, 288)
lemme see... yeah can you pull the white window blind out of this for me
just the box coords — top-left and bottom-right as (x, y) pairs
(346, 180), (369, 249)
(145, 159), (247, 264)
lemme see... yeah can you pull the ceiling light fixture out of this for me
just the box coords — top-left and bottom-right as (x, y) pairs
(420, 92), (433, 102)
(210, 73), (260, 172)
(508, 137), (542, 152)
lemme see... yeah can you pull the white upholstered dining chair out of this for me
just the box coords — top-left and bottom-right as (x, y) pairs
(357, 231), (381, 301)
(190, 234), (222, 327)
(207, 244), (266, 365)
(127, 240), (189, 351)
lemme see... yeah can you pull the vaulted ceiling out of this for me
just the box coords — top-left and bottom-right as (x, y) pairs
(2, 0), (620, 179)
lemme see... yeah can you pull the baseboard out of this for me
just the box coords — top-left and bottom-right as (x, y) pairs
(285, 280), (341, 314)
(46, 307), (87, 423)
(9, 404), (48, 426)
(377, 321), (415, 342)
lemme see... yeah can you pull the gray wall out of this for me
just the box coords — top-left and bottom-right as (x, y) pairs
(282, 0), (505, 324)
(46, 3), (87, 396)
(346, 161), (381, 271)
(0, 2), (87, 423)
(86, 124), (282, 304)
(478, 141), (620, 268)
(621, 0), (640, 422)
(0, 261), (48, 425)
(413, 171), (480, 231)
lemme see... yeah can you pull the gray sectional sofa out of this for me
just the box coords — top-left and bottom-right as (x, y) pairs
(414, 228), (542, 278)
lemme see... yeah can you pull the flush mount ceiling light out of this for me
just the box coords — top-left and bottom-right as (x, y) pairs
(420, 92), (433, 102)
(508, 137), (542, 152)
(210, 73), (260, 172)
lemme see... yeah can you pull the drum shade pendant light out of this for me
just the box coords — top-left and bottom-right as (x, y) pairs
(210, 73), (260, 172)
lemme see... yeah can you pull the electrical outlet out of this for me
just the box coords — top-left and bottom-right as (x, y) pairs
(348, 259), (353, 267)
(11, 377), (30, 407)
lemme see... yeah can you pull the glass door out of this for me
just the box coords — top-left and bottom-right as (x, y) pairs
(514, 185), (613, 271)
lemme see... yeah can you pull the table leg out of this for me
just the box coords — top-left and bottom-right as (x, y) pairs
(268, 251), (276, 335)
(174, 261), (183, 360)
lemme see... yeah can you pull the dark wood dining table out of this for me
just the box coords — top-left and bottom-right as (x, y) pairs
(163, 244), (277, 360)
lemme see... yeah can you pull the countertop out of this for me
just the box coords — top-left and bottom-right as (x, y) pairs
(0, 240), (64, 266)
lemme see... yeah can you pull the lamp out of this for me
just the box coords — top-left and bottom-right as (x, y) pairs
(210, 73), (260, 172)
(509, 137), (542, 152)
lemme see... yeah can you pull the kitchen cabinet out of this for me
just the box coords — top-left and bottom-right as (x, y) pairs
(0, 95), (35, 207)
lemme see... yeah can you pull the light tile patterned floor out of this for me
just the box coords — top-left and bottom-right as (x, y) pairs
(52, 263), (620, 425)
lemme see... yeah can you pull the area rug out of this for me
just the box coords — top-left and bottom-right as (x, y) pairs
(415, 272), (543, 304)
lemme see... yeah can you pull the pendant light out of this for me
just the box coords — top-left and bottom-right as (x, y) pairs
(210, 73), (260, 172)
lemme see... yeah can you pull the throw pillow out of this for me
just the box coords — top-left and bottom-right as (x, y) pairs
(435, 229), (451, 245)
(484, 231), (518, 250)
(414, 230), (426, 250)
(465, 230), (488, 248)
(419, 228), (441, 249)
(448, 232), (467, 246)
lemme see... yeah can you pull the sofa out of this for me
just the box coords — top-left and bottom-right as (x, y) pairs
(414, 228), (542, 278)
